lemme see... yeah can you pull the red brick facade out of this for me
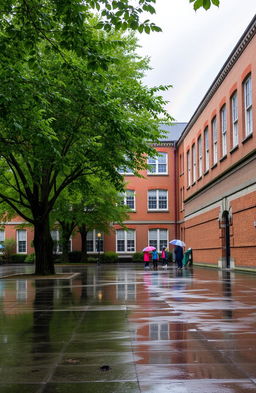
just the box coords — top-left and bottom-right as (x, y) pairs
(177, 15), (256, 269)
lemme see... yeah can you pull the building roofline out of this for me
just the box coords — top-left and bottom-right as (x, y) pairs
(177, 14), (256, 145)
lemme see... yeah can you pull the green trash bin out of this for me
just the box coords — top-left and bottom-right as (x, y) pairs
(182, 248), (193, 267)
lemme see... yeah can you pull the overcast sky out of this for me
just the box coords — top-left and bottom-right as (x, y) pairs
(137, 0), (256, 122)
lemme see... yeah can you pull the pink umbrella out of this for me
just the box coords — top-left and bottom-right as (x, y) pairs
(143, 246), (156, 252)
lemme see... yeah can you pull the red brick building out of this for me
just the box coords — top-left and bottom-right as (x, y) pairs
(1, 16), (256, 270)
(177, 15), (256, 269)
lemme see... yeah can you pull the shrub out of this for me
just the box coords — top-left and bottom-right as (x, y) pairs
(68, 251), (82, 263)
(11, 254), (27, 263)
(24, 254), (35, 263)
(132, 252), (144, 262)
(100, 251), (118, 263)
(2, 238), (16, 263)
(87, 256), (98, 263)
(167, 251), (173, 263)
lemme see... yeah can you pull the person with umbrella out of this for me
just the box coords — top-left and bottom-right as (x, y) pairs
(169, 240), (185, 270)
(142, 246), (155, 269)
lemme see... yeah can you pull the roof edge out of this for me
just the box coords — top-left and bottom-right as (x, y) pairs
(177, 14), (256, 145)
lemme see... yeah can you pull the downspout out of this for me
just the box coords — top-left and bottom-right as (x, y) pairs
(174, 144), (178, 239)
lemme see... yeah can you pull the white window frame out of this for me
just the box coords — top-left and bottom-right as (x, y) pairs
(231, 91), (239, 147)
(122, 190), (135, 211)
(116, 229), (136, 253)
(204, 127), (209, 172)
(86, 230), (104, 253)
(0, 230), (5, 253)
(198, 136), (202, 178)
(211, 117), (218, 165)
(17, 229), (27, 254)
(147, 152), (168, 175)
(192, 143), (196, 183)
(243, 75), (253, 137)
(187, 150), (191, 187)
(148, 189), (168, 211)
(220, 105), (227, 157)
(148, 229), (168, 252)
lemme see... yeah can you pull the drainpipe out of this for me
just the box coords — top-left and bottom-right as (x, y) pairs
(174, 145), (178, 239)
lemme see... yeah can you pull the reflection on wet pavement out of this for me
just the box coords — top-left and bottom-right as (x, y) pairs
(0, 264), (256, 392)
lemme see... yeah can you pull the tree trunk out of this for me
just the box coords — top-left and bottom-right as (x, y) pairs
(34, 217), (55, 275)
(79, 225), (88, 262)
(61, 228), (71, 264)
(58, 221), (76, 263)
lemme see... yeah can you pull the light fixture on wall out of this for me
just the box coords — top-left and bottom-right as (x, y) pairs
(97, 232), (102, 264)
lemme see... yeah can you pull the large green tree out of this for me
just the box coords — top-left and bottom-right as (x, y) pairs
(0, 3), (171, 274)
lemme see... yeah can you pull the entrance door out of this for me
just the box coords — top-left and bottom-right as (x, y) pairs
(222, 210), (230, 269)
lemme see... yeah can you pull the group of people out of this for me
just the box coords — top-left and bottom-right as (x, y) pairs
(144, 247), (168, 270)
(144, 245), (184, 270)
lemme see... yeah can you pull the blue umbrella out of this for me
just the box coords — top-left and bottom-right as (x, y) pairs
(0, 244), (5, 249)
(169, 239), (185, 247)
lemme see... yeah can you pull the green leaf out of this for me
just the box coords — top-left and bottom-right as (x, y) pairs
(145, 25), (150, 34)
(194, 0), (203, 10)
(203, 0), (211, 9)
(211, 0), (220, 6)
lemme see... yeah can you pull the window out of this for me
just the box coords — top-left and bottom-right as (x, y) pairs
(198, 136), (202, 178)
(180, 187), (184, 211)
(148, 189), (168, 210)
(51, 230), (72, 254)
(86, 230), (104, 252)
(243, 74), (253, 137)
(0, 230), (4, 252)
(122, 190), (135, 210)
(148, 152), (167, 174)
(149, 229), (168, 251)
(186, 150), (191, 187)
(220, 105), (227, 157)
(211, 117), (218, 165)
(116, 229), (135, 252)
(192, 144), (196, 183)
(179, 153), (184, 174)
(204, 127), (209, 172)
(118, 167), (133, 175)
(231, 91), (238, 147)
(17, 229), (27, 253)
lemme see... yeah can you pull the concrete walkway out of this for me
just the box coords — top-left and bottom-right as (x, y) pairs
(0, 263), (256, 392)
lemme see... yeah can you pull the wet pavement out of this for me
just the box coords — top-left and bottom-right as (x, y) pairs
(0, 263), (256, 392)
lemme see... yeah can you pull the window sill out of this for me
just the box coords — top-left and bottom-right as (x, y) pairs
(147, 173), (169, 176)
(220, 154), (227, 162)
(211, 163), (217, 170)
(192, 181), (196, 186)
(147, 210), (169, 213)
(197, 175), (202, 181)
(242, 132), (253, 144)
(204, 169), (209, 176)
(186, 186), (191, 191)
(230, 145), (239, 154)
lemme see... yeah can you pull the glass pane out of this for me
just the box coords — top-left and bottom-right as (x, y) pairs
(18, 230), (26, 241)
(87, 231), (93, 240)
(149, 229), (157, 241)
(117, 240), (125, 252)
(127, 230), (134, 240)
(127, 240), (135, 252)
(0, 230), (4, 242)
(87, 240), (93, 252)
(117, 230), (124, 240)
(18, 241), (26, 253)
